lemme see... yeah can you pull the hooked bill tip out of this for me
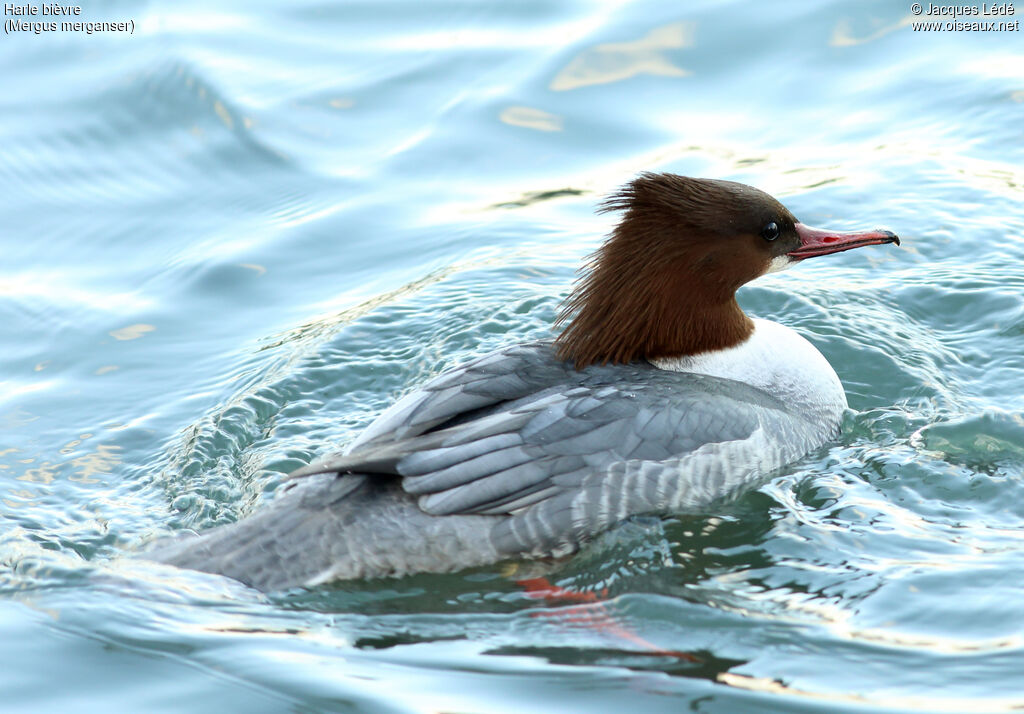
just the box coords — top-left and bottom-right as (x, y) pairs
(879, 229), (901, 246)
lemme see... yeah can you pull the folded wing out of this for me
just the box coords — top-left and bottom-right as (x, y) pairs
(287, 342), (818, 547)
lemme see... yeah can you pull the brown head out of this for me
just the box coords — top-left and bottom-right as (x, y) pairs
(553, 173), (899, 369)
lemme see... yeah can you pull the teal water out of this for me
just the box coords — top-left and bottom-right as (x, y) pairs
(2, 1), (1023, 711)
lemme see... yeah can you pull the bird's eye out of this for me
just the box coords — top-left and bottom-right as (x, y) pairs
(761, 222), (780, 241)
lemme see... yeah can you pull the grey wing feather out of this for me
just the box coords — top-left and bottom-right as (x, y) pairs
(350, 341), (575, 449)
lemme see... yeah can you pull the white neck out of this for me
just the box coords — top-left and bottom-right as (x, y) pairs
(650, 318), (847, 427)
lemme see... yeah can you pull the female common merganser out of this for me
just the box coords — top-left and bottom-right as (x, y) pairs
(148, 173), (899, 591)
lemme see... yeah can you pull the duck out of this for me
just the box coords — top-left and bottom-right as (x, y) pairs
(147, 172), (899, 591)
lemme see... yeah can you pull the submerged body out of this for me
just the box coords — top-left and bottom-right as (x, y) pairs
(151, 322), (842, 591)
(149, 174), (898, 591)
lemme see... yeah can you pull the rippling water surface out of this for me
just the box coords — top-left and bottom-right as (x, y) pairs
(2, 1), (1023, 711)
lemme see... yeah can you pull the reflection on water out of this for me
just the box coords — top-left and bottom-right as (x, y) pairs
(550, 22), (694, 90)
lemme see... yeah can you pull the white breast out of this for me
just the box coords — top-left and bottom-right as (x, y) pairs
(650, 318), (848, 429)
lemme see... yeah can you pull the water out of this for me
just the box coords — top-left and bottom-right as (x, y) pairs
(1, 0), (1023, 711)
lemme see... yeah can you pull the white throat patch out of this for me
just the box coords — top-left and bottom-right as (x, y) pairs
(765, 255), (794, 274)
